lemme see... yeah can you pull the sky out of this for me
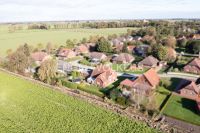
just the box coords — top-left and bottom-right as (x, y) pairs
(0, 0), (200, 22)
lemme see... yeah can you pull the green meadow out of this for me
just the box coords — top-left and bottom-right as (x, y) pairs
(0, 24), (132, 56)
(0, 70), (157, 132)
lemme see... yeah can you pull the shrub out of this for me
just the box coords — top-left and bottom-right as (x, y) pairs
(116, 96), (127, 106)
(77, 83), (104, 98)
(161, 79), (171, 89)
(62, 80), (78, 89)
(79, 59), (90, 66)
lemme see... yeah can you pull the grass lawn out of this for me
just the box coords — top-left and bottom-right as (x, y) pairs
(65, 56), (82, 62)
(162, 94), (200, 126)
(154, 86), (171, 110)
(0, 25), (134, 56)
(0, 71), (158, 132)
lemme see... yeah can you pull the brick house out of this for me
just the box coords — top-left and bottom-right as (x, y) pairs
(90, 52), (107, 62)
(31, 51), (50, 65)
(184, 58), (200, 74)
(112, 53), (135, 64)
(138, 55), (159, 68)
(120, 68), (160, 96)
(75, 44), (89, 55)
(87, 65), (117, 88)
(57, 48), (76, 59)
(178, 80), (200, 100)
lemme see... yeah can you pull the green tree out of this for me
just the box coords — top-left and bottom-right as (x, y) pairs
(157, 45), (168, 61)
(163, 36), (176, 48)
(66, 39), (75, 48)
(6, 44), (32, 74)
(38, 59), (57, 84)
(96, 37), (112, 53)
(177, 38), (187, 48)
(186, 40), (200, 54)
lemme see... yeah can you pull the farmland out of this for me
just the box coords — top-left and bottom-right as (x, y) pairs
(0, 70), (157, 133)
(0, 24), (133, 56)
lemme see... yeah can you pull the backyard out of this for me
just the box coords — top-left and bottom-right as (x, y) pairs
(161, 94), (200, 126)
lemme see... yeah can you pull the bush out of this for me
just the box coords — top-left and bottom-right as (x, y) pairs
(77, 83), (104, 98)
(116, 96), (127, 106)
(62, 80), (78, 89)
(79, 59), (91, 66)
(161, 79), (171, 88)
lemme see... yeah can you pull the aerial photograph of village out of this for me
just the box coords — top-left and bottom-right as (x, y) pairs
(0, 0), (199, 133)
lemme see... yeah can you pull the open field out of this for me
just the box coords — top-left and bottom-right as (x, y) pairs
(0, 24), (133, 56)
(0, 70), (157, 132)
(162, 94), (200, 126)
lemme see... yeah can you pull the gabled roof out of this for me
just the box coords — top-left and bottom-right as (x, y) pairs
(31, 52), (48, 62)
(90, 52), (106, 60)
(112, 53), (134, 63)
(58, 48), (75, 57)
(120, 79), (135, 87)
(91, 65), (111, 77)
(186, 58), (200, 69)
(139, 55), (159, 66)
(183, 81), (200, 94)
(143, 68), (160, 87)
(75, 44), (89, 53)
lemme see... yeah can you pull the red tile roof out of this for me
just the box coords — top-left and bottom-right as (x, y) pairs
(58, 48), (76, 57)
(31, 52), (48, 62)
(139, 55), (159, 67)
(143, 68), (160, 87)
(112, 53), (135, 63)
(120, 79), (135, 87)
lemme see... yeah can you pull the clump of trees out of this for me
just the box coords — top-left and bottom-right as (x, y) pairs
(5, 44), (33, 74)
(96, 37), (112, 53)
(186, 40), (200, 54)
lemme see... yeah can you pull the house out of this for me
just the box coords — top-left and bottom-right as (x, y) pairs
(75, 44), (89, 55)
(57, 60), (73, 74)
(31, 51), (50, 65)
(90, 52), (107, 63)
(184, 58), (200, 74)
(120, 68), (160, 96)
(132, 36), (142, 41)
(135, 44), (150, 56)
(57, 48), (76, 59)
(178, 80), (200, 100)
(112, 53), (135, 64)
(138, 55), (159, 68)
(87, 65), (117, 88)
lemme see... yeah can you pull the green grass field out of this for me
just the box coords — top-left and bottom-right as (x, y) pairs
(0, 70), (157, 132)
(0, 24), (133, 56)
(162, 94), (200, 125)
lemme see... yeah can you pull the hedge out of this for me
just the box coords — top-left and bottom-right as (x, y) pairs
(62, 80), (104, 98)
(62, 80), (78, 89)
(77, 83), (104, 98)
